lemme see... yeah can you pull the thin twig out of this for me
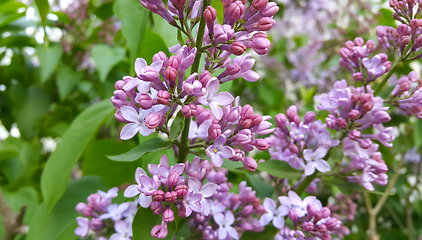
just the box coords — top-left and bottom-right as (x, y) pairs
(0, 186), (28, 240)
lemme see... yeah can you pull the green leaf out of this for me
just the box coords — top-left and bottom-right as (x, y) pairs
(240, 225), (278, 240)
(222, 160), (243, 170)
(322, 178), (394, 195)
(257, 160), (302, 179)
(51, 11), (69, 24)
(0, 34), (36, 48)
(3, 187), (39, 226)
(40, 100), (114, 213)
(82, 139), (145, 187)
(108, 138), (173, 162)
(169, 112), (185, 140)
(113, 0), (148, 68)
(151, 14), (178, 50)
(413, 120), (422, 148)
(0, 12), (26, 28)
(139, 29), (170, 63)
(95, 2), (114, 19)
(177, 29), (185, 46)
(91, 44), (126, 82)
(34, 0), (49, 28)
(56, 66), (82, 101)
(132, 207), (177, 240)
(0, 150), (19, 162)
(0, 1), (27, 14)
(211, 0), (224, 24)
(246, 174), (274, 198)
(37, 44), (63, 83)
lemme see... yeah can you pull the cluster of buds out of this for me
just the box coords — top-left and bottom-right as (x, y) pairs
(389, 71), (422, 118)
(389, 0), (422, 24)
(260, 191), (344, 240)
(74, 187), (138, 239)
(265, 105), (339, 176)
(338, 37), (391, 82)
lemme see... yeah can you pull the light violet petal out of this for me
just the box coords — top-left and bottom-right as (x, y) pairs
(120, 123), (140, 140)
(304, 162), (316, 176)
(276, 205), (290, 216)
(225, 211), (235, 224)
(315, 159), (330, 173)
(123, 78), (142, 91)
(151, 60), (163, 71)
(135, 58), (147, 73)
(219, 146), (235, 158)
(124, 185), (139, 198)
(138, 125), (155, 136)
(210, 103), (223, 120)
(218, 227), (227, 240)
(135, 167), (147, 183)
(172, 164), (185, 175)
(211, 154), (224, 167)
(313, 147), (328, 159)
(259, 213), (273, 226)
(200, 182), (217, 198)
(278, 196), (291, 206)
(201, 198), (210, 216)
(213, 92), (234, 106)
(214, 134), (227, 146)
(188, 177), (202, 192)
(120, 106), (140, 123)
(226, 226), (239, 239)
(241, 70), (260, 82)
(302, 149), (313, 162)
(206, 79), (220, 97)
(213, 212), (225, 225)
(139, 194), (152, 208)
(273, 215), (285, 229)
(263, 198), (276, 213)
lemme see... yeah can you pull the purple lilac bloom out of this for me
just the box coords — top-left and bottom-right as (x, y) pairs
(206, 134), (235, 167)
(188, 177), (217, 216)
(259, 198), (289, 229)
(120, 106), (156, 139)
(214, 211), (239, 240)
(197, 79), (234, 120)
(110, 220), (133, 240)
(303, 147), (330, 176)
(75, 217), (90, 237)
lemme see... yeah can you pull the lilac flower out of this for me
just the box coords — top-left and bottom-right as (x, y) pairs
(124, 167), (153, 208)
(218, 54), (260, 83)
(139, 174), (161, 196)
(361, 124), (395, 148)
(288, 122), (308, 141)
(98, 187), (118, 201)
(110, 220), (133, 240)
(120, 106), (156, 140)
(185, 157), (206, 179)
(188, 177), (217, 216)
(303, 147), (330, 176)
(198, 79), (234, 120)
(156, 156), (185, 185)
(189, 119), (212, 139)
(259, 198), (289, 229)
(183, 191), (202, 217)
(362, 55), (386, 81)
(214, 211), (239, 240)
(278, 191), (321, 218)
(100, 203), (130, 221)
(75, 217), (90, 237)
(206, 134), (235, 167)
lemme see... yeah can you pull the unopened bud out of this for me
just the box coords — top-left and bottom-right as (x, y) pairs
(241, 157), (257, 171)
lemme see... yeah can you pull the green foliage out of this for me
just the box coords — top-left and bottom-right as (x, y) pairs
(169, 112), (185, 140)
(132, 206), (178, 240)
(56, 66), (82, 102)
(108, 137), (173, 162)
(257, 160), (302, 179)
(37, 45), (63, 83)
(91, 44), (126, 82)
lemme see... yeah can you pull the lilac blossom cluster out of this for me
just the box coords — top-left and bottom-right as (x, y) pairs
(74, 187), (138, 240)
(388, 71), (422, 118)
(266, 105), (339, 176)
(338, 37), (391, 83)
(260, 191), (345, 240)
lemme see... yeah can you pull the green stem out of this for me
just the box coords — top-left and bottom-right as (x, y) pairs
(178, 117), (191, 163)
(294, 171), (318, 195)
(373, 65), (398, 96)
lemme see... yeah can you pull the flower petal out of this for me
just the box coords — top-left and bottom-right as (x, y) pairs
(188, 177), (202, 192)
(199, 182), (217, 198)
(259, 212), (273, 226)
(210, 103), (223, 120)
(304, 162), (316, 176)
(226, 226), (239, 239)
(315, 159), (330, 173)
(135, 58), (147, 73)
(120, 106), (141, 123)
(213, 92), (234, 106)
(272, 215), (285, 229)
(120, 123), (140, 140)
(124, 185), (139, 198)
(138, 194), (152, 208)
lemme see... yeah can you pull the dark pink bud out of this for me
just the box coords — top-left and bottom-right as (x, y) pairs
(199, 70), (212, 87)
(258, 17), (275, 31)
(115, 80), (125, 90)
(251, 114), (263, 126)
(177, 206), (186, 218)
(241, 222), (253, 231)
(208, 124), (222, 140)
(230, 148), (245, 161)
(317, 224), (327, 233)
(87, 193), (100, 208)
(339, 48), (351, 58)
(138, 94), (153, 109)
(275, 113), (287, 128)
(225, 64), (240, 75)
(241, 104), (254, 119)
(351, 93), (360, 103)
(363, 102), (374, 112)
(181, 104), (193, 118)
(151, 202), (164, 215)
(167, 56), (180, 69)
(82, 207), (93, 217)
(153, 190), (165, 202)
(111, 98), (123, 108)
(303, 221), (314, 232)
(230, 41), (247, 55)
(173, 0), (185, 7)
(286, 105), (298, 122)
(204, 6), (217, 23)
(175, 185), (188, 198)
(165, 67), (178, 84)
(75, 203), (87, 213)
(288, 143), (299, 154)
(163, 209), (175, 223)
(366, 40), (376, 52)
(307, 204), (318, 218)
(151, 225), (168, 239)
(237, 129), (252, 145)
(304, 111), (316, 124)
(288, 208), (298, 222)
(254, 139), (269, 150)
(90, 218), (103, 230)
(167, 171), (180, 186)
(141, 66), (159, 81)
(242, 205), (254, 215)
(348, 129), (361, 140)
(252, 37), (271, 55)
(345, 40), (354, 49)
(354, 37), (364, 46)
(293, 115), (301, 126)
(320, 233), (331, 240)
(242, 157), (257, 171)
(157, 90), (170, 105)
(321, 207), (331, 218)
(348, 109), (359, 120)
(165, 192), (174, 202)
(384, 61), (392, 72)
(145, 113), (161, 129)
(252, 0), (268, 10)
(359, 139), (372, 149)
(261, 2), (279, 17)
(325, 218), (339, 231)
(397, 24), (411, 36)
(114, 90), (127, 100)
(242, 119), (253, 129)
(228, 1), (245, 21)
(360, 93), (373, 104)
(252, 32), (267, 40)
(352, 72), (363, 81)
(336, 118), (347, 129)
(376, 26), (386, 36)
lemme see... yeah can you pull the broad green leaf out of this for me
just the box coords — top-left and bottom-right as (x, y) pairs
(56, 66), (82, 101)
(95, 1), (114, 19)
(91, 44), (126, 82)
(169, 112), (185, 140)
(34, 0), (49, 28)
(0, 12), (26, 28)
(82, 139), (144, 187)
(113, 0), (148, 68)
(211, 0), (224, 24)
(246, 174), (274, 198)
(257, 160), (302, 179)
(0, 34), (36, 48)
(0, 150), (19, 162)
(322, 178), (394, 195)
(139, 29), (170, 63)
(37, 44), (63, 83)
(151, 14), (178, 50)
(0, 1), (27, 14)
(240, 226), (278, 240)
(108, 138), (173, 162)
(52, 11), (69, 24)
(222, 160), (243, 170)
(132, 207), (177, 240)
(413, 120), (422, 148)
(41, 100), (114, 213)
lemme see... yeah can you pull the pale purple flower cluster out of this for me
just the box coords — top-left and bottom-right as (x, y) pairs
(75, 187), (138, 240)
(389, 71), (422, 118)
(338, 37), (391, 82)
(187, 170), (266, 240)
(260, 191), (344, 240)
(266, 105), (339, 176)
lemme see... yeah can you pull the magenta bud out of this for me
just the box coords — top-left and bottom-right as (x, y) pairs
(325, 218), (339, 231)
(366, 40), (376, 52)
(242, 119), (253, 129)
(258, 17), (275, 31)
(208, 124), (222, 139)
(76, 202), (87, 213)
(317, 224), (327, 233)
(359, 139), (372, 149)
(163, 209), (175, 223)
(307, 204), (318, 218)
(348, 109), (359, 120)
(254, 139), (269, 150)
(352, 72), (363, 81)
(286, 105), (298, 122)
(204, 6), (217, 23)
(320, 233), (331, 240)
(151, 225), (168, 239)
(252, 32), (267, 40)
(225, 64), (240, 75)
(172, 0), (185, 7)
(344, 40), (354, 49)
(251, 114), (263, 127)
(230, 41), (247, 55)
(230, 148), (245, 161)
(167, 56), (180, 69)
(360, 93), (373, 104)
(242, 157), (257, 171)
(165, 67), (178, 84)
(181, 105), (193, 118)
(115, 80), (125, 90)
(397, 24), (411, 36)
(363, 102), (374, 112)
(241, 104), (253, 119)
(241, 222), (253, 231)
(275, 113), (287, 128)
(87, 193), (100, 208)
(82, 207), (93, 217)
(320, 207), (331, 218)
(157, 90), (170, 105)
(90, 218), (103, 230)
(153, 190), (165, 202)
(252, 37), (271, 55)
(261, 2), (279, 17)
(237, 129), (252, 145)
(167, 171), (180, 186)
(336, 118), (347, 129)
(252, 0), (268, 10)
(151, 202), (164, 215)
(288, 143), (299, 154)
(351, 93), (360, 103)
(138, 94), (153, 109)
(348, 129), (361, 140)
(354, 37), (364, 46)
(140, 66), (159, 81)
(242, 205), (254, 215)
(228, 108), (240, 122)
(288, 208), (298, 222)
(111, 98), (123, 108)
(339, 48), (351, 58)
(145, 113), (161, 129)
(175, 185), (188, 198)
(303, 111), (316, 124)
(228, 1), (245, 21)
(153, 51), (168, 67)
(199, 70), (212, 87)
(376, 26), (386, 37)
(303, 221), (314, 232)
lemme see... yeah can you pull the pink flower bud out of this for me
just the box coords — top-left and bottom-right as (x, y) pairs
(304, 111), (316, 124)
(352, 72), (363, 81)
(336, 118), (347, 129)
(339, 48), (351, 58)
(140, 66), (159, 81)
(348, 129), (361, 140)
(351, 93), (360, 103)
(252, 37), (271, 55)
(288, 208), (298, 222)
(153, 190), (165, 202)
(230, 41), (247, 55)
(241, 104), (254, 119)
(157, 90), (170, 105)
(242, 157), (257, 171)
(307, 204), (318, 218)
(317, 224), (327, 233)
(175, 185), (188, 198)
(138, 94), (153, 109)
(87, 193), (100, 208)
(360, 93), (373, 104)
(145, 113), (161, 129)
(320, 207), (331, 218)
(111, 98), (123, 108)
(376, 26), (386, 36)
(83, 207), (93, 217)
(164, 191), (174, 202)
(254, 139), (269, 150)
(237, 129), (252, 145)
(163, 209), (175, 223)
(325, 218), (339, 231)
(359, 139), (372, 149)
(397, 24), (411, 36)
(251, 114), (263, 126)
(252, 32), (267, 40)
(165, 67), (178, 84)
(241, 222), (253, 231)
(90, 218), (103, 230)
(204, 6), (217, 23)
(288, 143), (299, 154)
(151, 202), (164, 215)
(242, 205), (254, 215)
(230, 148), (245, 161)
(167, 56), (180, 69)
(320, 233), (331, 240)
(348, 110), (359, 121)
(75, 202), (87, 213)
(261, 2), (279, 17)
(167, 171), (180, 186)
(199, 70), (212, 87)
(344, 40), (354, 49)
(228, 1), (245, 21)
(177, 206), (186, 218)
(354, 37), (364, 46)
(228, 108), (240, 122)
(303, 221), (314, 232)
(151, 225), (168, 239)
(366, 40), (376, 52)
(286, 105), (297, 122)
(208, 124), (222, 139)
(242, 119), (253, 129)
(258, 17), (275, 31)
(275, 113), (287, 128)
(252, 0), (268, 10)
(115, 80), (125, 90)
(153, 51), (168, 67)
(363, 102), (374, 112)
(172, 0), (185, 7)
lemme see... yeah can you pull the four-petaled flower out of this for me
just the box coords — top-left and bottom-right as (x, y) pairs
(120, 106), (155, 140)
(206, 135), (235, 167)
(198, 79), (234, 120)
(303, 147), (330, 176)
(213, 210), (239, 240)
(260, 198), (289, 229)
